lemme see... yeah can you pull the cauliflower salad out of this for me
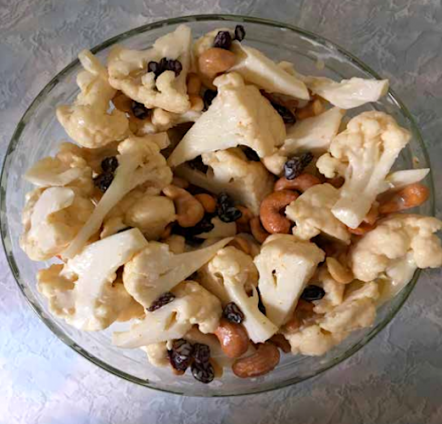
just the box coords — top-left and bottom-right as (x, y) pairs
(21, 24), (442, 384)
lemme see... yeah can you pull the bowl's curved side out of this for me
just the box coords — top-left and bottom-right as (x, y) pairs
(0, 14), (434, 397)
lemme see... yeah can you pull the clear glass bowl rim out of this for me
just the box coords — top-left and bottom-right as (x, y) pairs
(0, 13), (435, 397)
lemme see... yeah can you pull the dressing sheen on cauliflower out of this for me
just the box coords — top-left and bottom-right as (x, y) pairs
(63, 134), (173, 258)
(57, 50), (129, 148)
(37, 229), (147, 331)
(254, 234), (324, 327)
(350, 214), (442, 285)
(317, 111), (410, 228)
(107, 25), (191, 114)
(20, 187), (94, 261)
(199, 246), (278, 343)
(167, 73), (286, 167)
(123, 237), (233, 308)
(112, 281), (222, 348)
(285, 184), (351, 243)
(176, 147), (274, 215)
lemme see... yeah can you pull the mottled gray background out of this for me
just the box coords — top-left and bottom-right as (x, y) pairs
(1, 1), (442, 423)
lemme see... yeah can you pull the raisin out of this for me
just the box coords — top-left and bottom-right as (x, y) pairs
(148, 60), (159, 75)
(223, 302), (244, 324)
(301, 285), (325, 301)
(272, 102), (296, 124)
(168, 339), (194, 372)
(193, 343), (211, 364)
(188, 156), (209, 173)
(101, 156), (119, 173)
(284, 152), (313, 180)
(191, 361), (215, 384)
(147, 292), (175, 312)
(93, 172), (114, 193)
(131, 101), (149, 119)
(242, 146), (260, 162)
(158, 57), (168, 74)
(166, 59), (183, 76)
(257, 288), (267, 315)
(217, 193), (243, 223)
(203, 89), (217, 110)
(213, 30), (232, 50)
(234, 25), (246, 42)
(148, 58), (182, 78)
(174, 214), (215, 240)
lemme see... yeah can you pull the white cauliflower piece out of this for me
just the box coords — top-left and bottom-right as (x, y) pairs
(63, 134), (172, 258)
(175, 147), (275, 215)
(122, 237), (233, 308)
(20, 187), (94, 261)
(317, 111), (410, 228)
(303, 76), (389, 109)
(113, 281), (222, 348)
(137, 108), (202, 135)
(312, 267), (345, 314)
(350, 214), (442, 283)
(107, 25), (192, 114)
(285, 184), (351, 243)
(57, 50), (129, 148)
(385, 168), (430, 192)
(37, 229), (147, 331)
(230, 42), (310, 100)
(254, 234), (324, 327)
(199, 246), (278, 343)
(167, 73), (286, 167)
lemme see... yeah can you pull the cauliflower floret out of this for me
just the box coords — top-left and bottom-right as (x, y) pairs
(107, 25), (192, 114)
(199, 246), (278, 343)
(123, 237), (233, 308)
(303, 76), (389, 109)
(350, 214), (442, 284)
(312, 267), (345, 314)
(316, 111), (410, 228)
(57, 50), (129, 148)
(175, 148), (275, 215)
(254, 234), (324, 327)
(112, 281), (222, 348)
(285, 184), (351, 243)
(384, 168), (430, 192)
(20, 187), (94, 261)
(167, 73), (286, 167)
(136, 108), (202, 134)
(63, 134), (173, 258)
(230, 42), (310, 100)
(37, 229), (147, 331)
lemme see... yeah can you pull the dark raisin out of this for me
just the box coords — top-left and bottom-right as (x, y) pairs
(131, 101), (149, 120)
(203, 90), (217, 110)
(159, 57), (168, 73)
(174, 214), (215, 240)
(213, 30), (232, 50)
(300, 151), (314, 168)
(234, 25), (246, 42)
(217, 193), (243, 223)
(166, 59), (183, 76)
(188, 156), (209, 173)
(257, 288), (267, 315)
(101, 156), (119, 173)
(191, 361), (215, 384)
(148, 60), (159, 75)
(301, 285), (325, 301)
(272, 102), (296, 124)
(168, 339), (194, 372)
(147, 292), (176, 312)
(284, 152), (313, 180)
(223, 302), (244, 324)
(193, 343), (211, 364)
(93, 172), (114, 193)
(242, 146), (260, 162)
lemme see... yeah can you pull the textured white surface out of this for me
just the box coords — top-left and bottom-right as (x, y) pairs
(1, 1), (442, 423)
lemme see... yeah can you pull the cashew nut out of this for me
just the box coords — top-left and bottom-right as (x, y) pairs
(274, 173), (321, 192)
(250, 216), (270, 244)
(214, 318), (250, 359)
(189, 94), (204, 112)
(327, 176), (345, 189)
(364, 204), (379, 225)
(347, 222), (375, 236)
(172, 176), (189, 189)
(194, 193), (217, 214)
(296, 97), (325, 120)
(187, 73), (202, 95)
(326, 257), (354, 285)
(232, 342), (280, 378)
(198, 47), (236, 79)
(228, 236), (251, 255)
(379, 183), (429, 214)
(112, 91), (132, 113)
(270, 334), (291, 354)
(260, 190), (299, 234)
(162, 185), (204, 228)
(236, 205), (254, 233)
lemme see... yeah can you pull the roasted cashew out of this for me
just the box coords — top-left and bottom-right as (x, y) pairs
(187, 73), (202, 95)
(379, 183), (429, 214)
(214, 318), (250, 359)
(236, 205), (254, 233)
(198, 47), (236, 79)
(232, 342), (280, 378)
(194, 193), (217, 213)
(296, 97), (325, 120)
(326, 257), (354, 285)
(250, 217), (270, 244)
(274, 173), (321, 192)
(269, 334), (291, 353)
(260, 190), (299, 234)
(347, 222), (375, 236)
(228, 236), (251, 255)
(162, 185), (204, 228)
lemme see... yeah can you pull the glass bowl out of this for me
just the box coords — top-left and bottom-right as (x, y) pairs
(1, 15), (434, 397)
